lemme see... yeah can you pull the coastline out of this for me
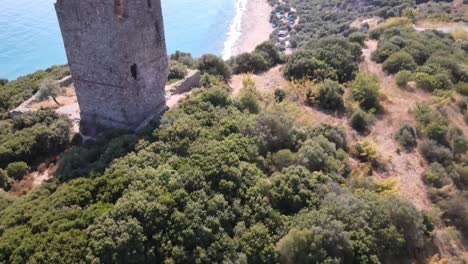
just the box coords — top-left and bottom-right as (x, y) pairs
(223, 0), (273, 59)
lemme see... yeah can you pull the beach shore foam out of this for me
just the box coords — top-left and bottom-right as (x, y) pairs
(222, 0), (273, 60)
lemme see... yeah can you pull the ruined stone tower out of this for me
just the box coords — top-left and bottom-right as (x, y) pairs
(55, 0), (168, 134)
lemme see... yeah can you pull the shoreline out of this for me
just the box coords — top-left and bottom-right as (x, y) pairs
(223, 0), (273, 59)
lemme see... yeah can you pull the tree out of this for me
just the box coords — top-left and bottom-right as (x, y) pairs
(197, 54), (232, 81)
(5, 161), (29, 181)
(168, 60), (188, 80)
(274, 88), (286, 103)
(349, 73), (382, 112)
(231, 53), (269, 74)
(309, 79), (345, 110)
(395, 123), (417, 148)
(38, 78), (63, 106)
(283, 50), (337, 81)
(383, 51), (417, 74)
(0, 169), (14, 191)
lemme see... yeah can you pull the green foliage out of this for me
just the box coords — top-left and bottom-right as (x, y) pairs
(0, 169), (14, 191)
(230, 53), (269, 74)
(274, 88), (286, 103)
(272, 149), (295, 171)
(0, 75), (431, 263)
(266, 166), (321, 214)
(420, 140), (453, 166)
(0, 109), (71, 168)
(309, 37), (361, 82)
(350, 73), (382, 112)
(5, 162), (29, 181)
(349, 109), (374, 133)
(168, 60), (188, 80)
(454, 82), (468, 96)
(169, 51), (197, 68)
(348, 32), (368, 46)
(237, 92), (260, 114)
(283, 50), (337, 81)
(424, 162), (449, 188)
(254, 41), (282, 67)
(308, 79), (345, 110)
(37, 78), (63, 103)
(395, 70), (413, 88)
(395, 123), (417, 148)
(0, 65), (69, 119)
(197, 54), (232, 81)
(383, 51), (417, 74)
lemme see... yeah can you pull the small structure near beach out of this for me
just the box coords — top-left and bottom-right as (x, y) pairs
(55, 0), (169, 135)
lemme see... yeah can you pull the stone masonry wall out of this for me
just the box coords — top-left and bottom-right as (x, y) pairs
(55, 0), (168, 135)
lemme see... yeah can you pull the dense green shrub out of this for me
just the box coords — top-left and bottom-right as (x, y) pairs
(0, 110), (71, 168)
(395, 70), (413, 88)
(396, 123), (418, 148)
(272, 149), (296, 171)
(349, 109), (374, 133)
(440, 193), (468, 237)
(5, 161), (29, 181)
(237, 92), (260, 114)
(168, 60), (188, 80)
(274, 88), (286, 103)
(372, 42), (401, 63)
(383, 51), (417, 74)
(349, 73), (382, 111)
(197, 54), (232, 81)
(424, 162), (449, 188)
(0, 169), (13, 191)
(254, 41), (282, 66)
(348, 32), (368, 46)
(309, 37), (361, 82)
(454, 82), (468, 96)
(420, 139), (453, 166)
(308, 79), (345, 110)
(231, 53), (269, 74)
(283, 50), (337, 81)
(170, 51), (197, 68)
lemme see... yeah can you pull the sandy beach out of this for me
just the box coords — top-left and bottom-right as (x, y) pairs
(233, 0), (273, 55)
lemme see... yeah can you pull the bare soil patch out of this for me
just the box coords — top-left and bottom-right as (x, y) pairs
(229, 65), (286, 95)
(360, 40), (433, 209)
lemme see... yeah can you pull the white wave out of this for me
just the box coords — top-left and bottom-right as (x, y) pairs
(221, 0), (248, 60)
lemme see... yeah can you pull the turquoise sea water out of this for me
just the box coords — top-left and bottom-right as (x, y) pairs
(0, 0), (237, 80)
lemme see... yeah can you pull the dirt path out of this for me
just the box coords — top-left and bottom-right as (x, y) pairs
(229, 65), (286, 95)
(361, 40), (433, 209)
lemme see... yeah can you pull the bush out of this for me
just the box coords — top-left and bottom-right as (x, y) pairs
(420, 140), (453, 166)
(0, 79), (8, 86)
(348, 32), (368, 46)
(395, 70), (413, 88)
(308, 80), (344, 110)
(274, 89), (286, 103)
(237, 92), (260, 114)
(349, 73), (382, 111)
(197, 54), (232, 81)
(169, 51), (197, 68)
(231, 53), (269, 74)
(254, 41), (282, 67)
(454, 82), (468, 96)
(424, 162), (449, 188)
(372, 42), (400, 63)
(5, 161), (29, 181)
(0, 169), (14, 191)
(396, 123), (417, 148)
(383, 51), (417, 74)
(272, 149), (296, 171)
(413, 72), (440, 92)
(168, 60), (188, 80)
(283, 50), (337, 81)
(349, 109), (374, 132)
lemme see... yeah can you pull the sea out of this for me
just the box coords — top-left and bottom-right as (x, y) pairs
(0, 0), (245, 80)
